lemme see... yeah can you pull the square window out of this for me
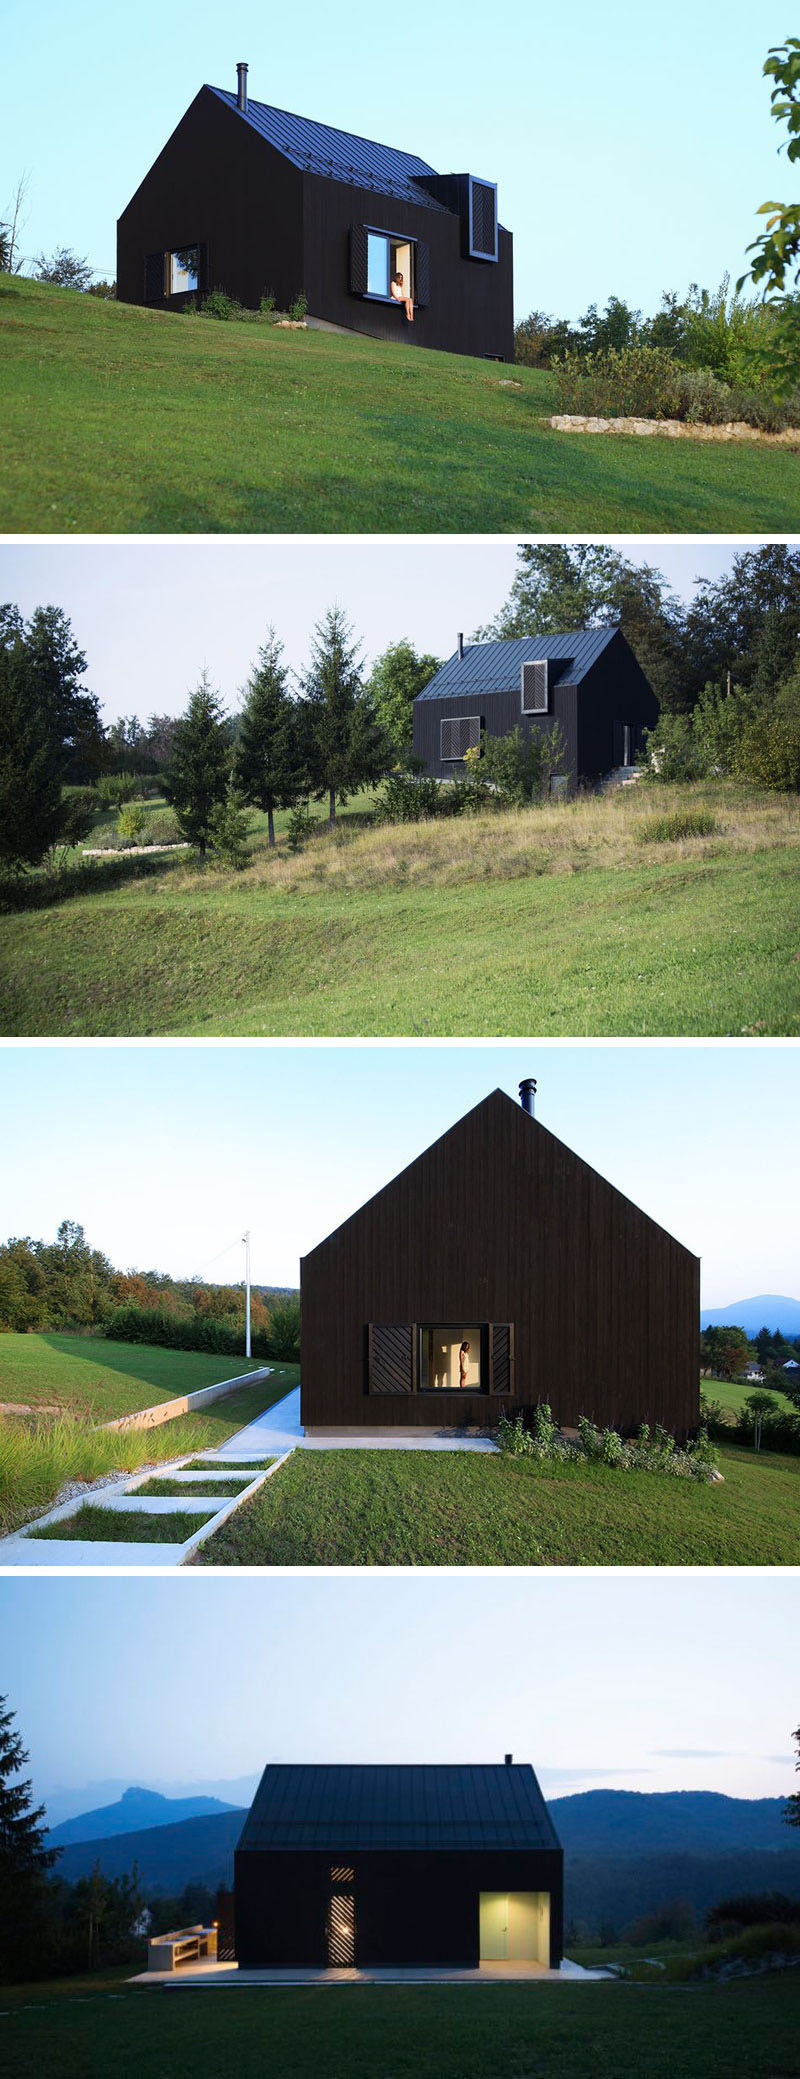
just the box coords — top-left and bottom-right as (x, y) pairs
(169, 246), (199, 295)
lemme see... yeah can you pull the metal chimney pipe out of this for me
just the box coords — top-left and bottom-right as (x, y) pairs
(457, 632), (464, 661)
(519, 1078), (536, 1117)
(504, 1753), (513, 1765)
(237, 62), (248, 112)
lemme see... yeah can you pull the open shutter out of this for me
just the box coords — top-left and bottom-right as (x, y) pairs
(369, 1324), (415, 1394)
(415, 240), (430, 307)
(490, 1323), (514, 1395)
(468, 178), (498, 261)
(144, 251), (165, 303)
(349, 224), (368, 295)
(196, 242), (208, 294)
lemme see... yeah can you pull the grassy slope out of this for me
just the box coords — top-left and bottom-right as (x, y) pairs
(0, 1975), (797, 2079)
(2, 785), (798, 1037)
(2, 277), (799, 533)
(706, 1374), (796, 1418)
(195, 1440), (800, 1567)
(0, 1333), (267, 1419)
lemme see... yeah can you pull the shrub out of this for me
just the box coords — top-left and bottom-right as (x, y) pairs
(639, 808), (718, 842)
(373, 769), (441, 823)
(514, 310), (576, 366)
(733, 709), (800, 791)
(96, 772), (139, 809)
(143, 808), (182, 846)
(116, 802), (149, 846)
(554, 345), (686, 419)
(265, 1294), (301, 1361)
(259, 292), (276, 315)
(207, 784), (252, 869)
(197, 287), (245, 321)
(497, 1408), (719, 1481)
(706, 1894), (800, 1937)
(286, 802), (315, 852)
(103, 1303), (270, 1359)
(476, 724), (568, 806)
(288, 293), (308, 321)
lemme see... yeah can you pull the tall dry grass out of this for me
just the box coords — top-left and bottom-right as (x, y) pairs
(0, 1408), (243, 1538)
(161, 783), (800, 904)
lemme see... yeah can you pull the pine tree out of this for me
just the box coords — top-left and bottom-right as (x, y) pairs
(300, 606), (387, 823)
(0, 632), (66, 869)
(234, 628), (296, 846)
(0, 1695), (58, 1982)
(166, 671), (231, 855)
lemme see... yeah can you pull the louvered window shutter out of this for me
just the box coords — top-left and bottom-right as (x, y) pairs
(468, 179), (498, 260)
(490, 1323), (514, 1395)
(440, 714), (481, 761)
(521, 661), (549, 714)
(415, 241), (430, 307)
(370, 1323), (416, 1393)
(349, 224), (369, 295)
(144, 251), (165, 303)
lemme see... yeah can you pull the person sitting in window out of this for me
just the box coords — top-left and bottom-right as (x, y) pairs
(390, 271), (414, 322)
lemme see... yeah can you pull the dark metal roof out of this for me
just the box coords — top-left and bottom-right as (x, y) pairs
(209, 90), (451, 212)
(238, 1763), (560, 1853)
(415, 628), (621, 702)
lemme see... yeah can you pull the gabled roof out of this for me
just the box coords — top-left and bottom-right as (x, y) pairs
(238, 1763), (560, 1853)
(415, 627), (621, 702)
(209, 90), (451, 211)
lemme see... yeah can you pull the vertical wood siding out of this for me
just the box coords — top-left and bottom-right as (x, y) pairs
(301, 1092), (700, 1436)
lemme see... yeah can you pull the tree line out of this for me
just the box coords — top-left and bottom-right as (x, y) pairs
(0, 1219), (300, 1360)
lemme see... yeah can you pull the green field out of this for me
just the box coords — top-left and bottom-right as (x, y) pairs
(0, 1333), (267, 1419)
(706, 1373), (796, 1418)
(0, 1974), (797, 2079)
(2, 277), (799, 533)
(195, 1439), (800, 1567)
(2, 785), (798, 1037)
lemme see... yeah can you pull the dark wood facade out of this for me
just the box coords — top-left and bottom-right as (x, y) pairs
(300, 1090), (700, 1436)
(235, 1845), (563, 1969)
(117, 89), (514, 360)
(412, 631), (658, 792)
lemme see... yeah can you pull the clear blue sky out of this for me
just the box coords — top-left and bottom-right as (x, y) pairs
(0, 1042), (797, 1304)
(1, 0), (786, 317)
(0, 541), (744, 728)
(1, 1571), (796, 1814)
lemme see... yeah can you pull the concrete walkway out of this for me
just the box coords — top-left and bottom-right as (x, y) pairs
(136, 1959), (611, 1988)
(218, 1387), (500, 1456)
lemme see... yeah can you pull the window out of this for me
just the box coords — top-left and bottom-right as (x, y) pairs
(468, 177), (498, 261)
(168, 246), (199, 295)
(365, 231), (415, 303)
(441, 714), (480, 761)
(521, 661), (548, 714)
(550, 773), (569, 800)
(420, 1326), (485, 1393)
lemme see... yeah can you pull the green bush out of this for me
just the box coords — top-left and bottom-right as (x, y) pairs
(286, 802), (316, 852)
(265, 1294), (301, 1361)
(287, 293), (308, 321)
(207, 784), (252, 869)
(554, 345), (686, 419)
(373, 768), (441, 822)
(196, 287), (246, 321)
(103, 1303), (269, 1358)
(639, 808), (718, 842)
(117, 801), (149, 845)
(96, 772), (139, 809)
(497, 1407), (719, 1481)
(143, 807), (182, 846)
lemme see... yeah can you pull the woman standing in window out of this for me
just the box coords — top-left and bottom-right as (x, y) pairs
(459, 1340), (470, 1388)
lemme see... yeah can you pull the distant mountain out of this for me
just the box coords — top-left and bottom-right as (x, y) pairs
(48, 1785), (241, 1847)
(549, 1789), (792, 1853)
(700, 1295), (800, 1337)
(53, 1809), (245, 1889)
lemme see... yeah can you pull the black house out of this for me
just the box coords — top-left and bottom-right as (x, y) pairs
(235, 1762), (564, 1971)
(413, 627), (658, 793)
(117, 63), (514, 361)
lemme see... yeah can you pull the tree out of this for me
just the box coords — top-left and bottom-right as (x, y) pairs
(681, 547), (800, 705)
(739, 41), (800, 299)
(743, 1390), (779, 1451)
(300, 606), (387, 822)
(0, 632), (65, 869)
(33, 248), (94, 291)
(785, 1724), (800, 1829)
(235, 628), (297, 845)
(0, 1696), (59, 1983)
(701, 1325), (751, 1381)
(475, 545), (684, 710)
(366, 639), (442, 755)
(1, 172), (31, 273)
(166, 671), (231, 854)
(207, 781), (252, 869)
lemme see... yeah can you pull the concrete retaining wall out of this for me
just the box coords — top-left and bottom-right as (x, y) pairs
(102, 1367), (272, 1434)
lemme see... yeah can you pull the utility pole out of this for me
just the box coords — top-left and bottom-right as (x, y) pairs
(243, 1230), (251, 1358)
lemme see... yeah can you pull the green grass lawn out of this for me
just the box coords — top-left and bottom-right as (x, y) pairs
(705, 1373), (796, 1418)
(0, 1359), (298, 1538)
(0, 1333), (268, 1419)
(2, 277), (799, 533)
(0, 1975), (797, 2079)
(133, 1474), (259, 1497)
(2, 785), (798, 1036)
(28, 1503), (216, 1543)
(195, 1440), (800, 1566)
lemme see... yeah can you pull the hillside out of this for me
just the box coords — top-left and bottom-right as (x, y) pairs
(701, 1296), (800, 1337)
(53, 1788), (800, 1935)
(2, 277), (799, 534)
(47, 1784), (241, 1846)
(2, 783), (799, 1038)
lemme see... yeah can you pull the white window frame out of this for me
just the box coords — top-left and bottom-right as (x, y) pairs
(440, 714), (481, 762)
(521, 661), (549, 715)
(363, 227), (416, 305)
